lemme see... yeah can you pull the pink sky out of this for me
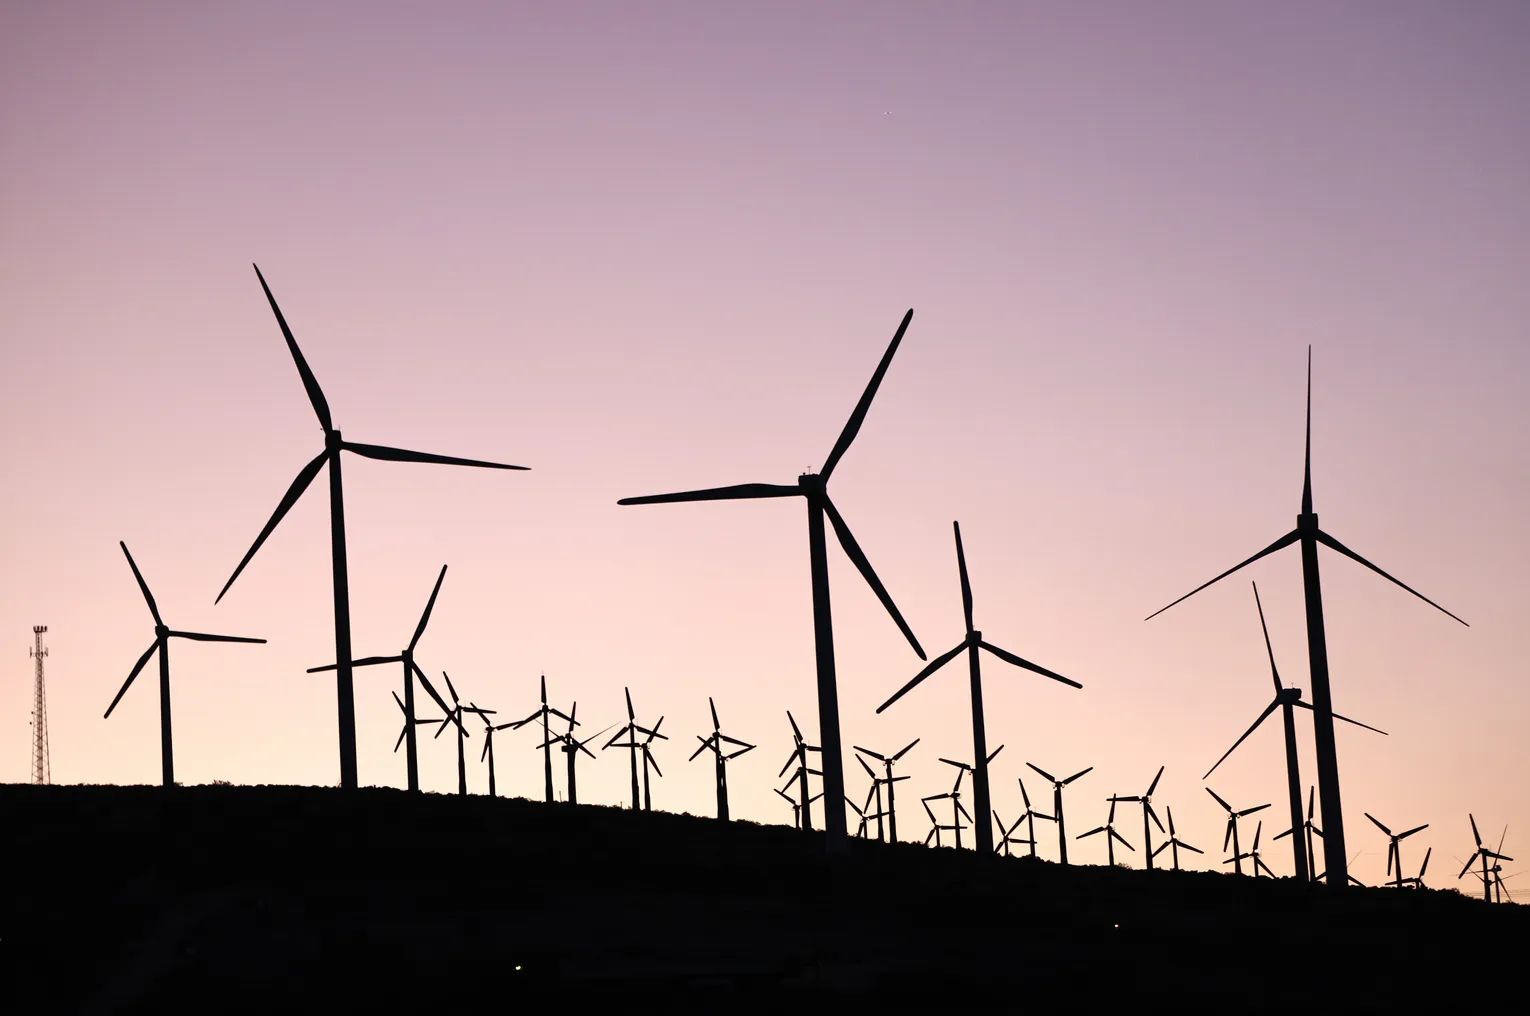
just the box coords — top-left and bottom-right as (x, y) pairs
(3, 2), (1526, 886)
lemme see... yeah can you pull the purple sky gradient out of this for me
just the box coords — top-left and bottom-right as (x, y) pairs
(3, 2), (1526, 882)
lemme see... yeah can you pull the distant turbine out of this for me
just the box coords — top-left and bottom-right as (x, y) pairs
(1011, 776), (1054, 859)
(555, 714), (613, 806)
(993, 811), (1033, 857)
(1146, 348), (1466, 889)
(432, 672), (491, 796)
(1110, 766), (1166, 869)
(607, 715), (666, 811)
(1272, 787), (1324, 882)
(1205, 582), (1387, 881)
(105, 542), (266, 786)
(1150, 806), (1204, 872)
(604, 688), (666, 811)
(479, 714), (519, 798)
(1227, 821), (1275, 878)
(877, 521), (1081, 855)
(1459, 815), (1514, 903)
(778, 711), (823, 832)
(1206, 787), (1270, 876)
(1364, 813), (1428, 890)
(511, 676), (576, 803)
(619, 310), (927, 854)
(390, 691), (442, 759)
(1025, 762), (1092, 864)
(688, 697), (755, 821)
(1078, 795), (1135, 867)
(307, 565), (462, 793)
(926, 749), (1002, 851)
(216, 265), (527, 789)
(852, 740), (918, 842)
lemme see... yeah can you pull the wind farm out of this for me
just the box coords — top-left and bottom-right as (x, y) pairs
(6, 3), (1526, 1006)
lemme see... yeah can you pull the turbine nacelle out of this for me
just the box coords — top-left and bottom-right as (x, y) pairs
(965, 629), (983, 646)
(796, 473), (826, 497)
(154, 624), (169, 639)
(326, 429), (345, 452)
(1277, 687), (1303, 706)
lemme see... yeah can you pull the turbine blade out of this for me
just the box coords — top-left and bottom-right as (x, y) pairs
(823, 496), (925, 660)
(1203, 699), (1280, 780)
(1315, 529), (1467, 627)
(875, 642), (965, 713)
(709, 696), (719, 731)
(1147, 803), (1165, 834)
(986, 745), (1003, 765)
(1365, 813), (1392, 836)
(409, 565), (448, 652)
(1144, 529), (1300, 622)
(411, 663), (457, 730)
(979, 641), (1082, 688)
(1147, 765), (1164, 797)
(1470, 813), (1481, 848)
(1399, 824), (1429, 839)
(618, 482), (800, 506)
(820, 308), (913, 480)
(1238, 804), (1271, 817)
(892, 739), (920, 760)
(1298, 702), (1389, 736)
(442, 670), (460, 706)
(1206, 787), (1234, 813)
(853, 745), (887, 761)
(856, 755), (877, 779)
(1251, 581), (1284, 692)
(1026, 763), (1057, 783)
(119, 542), (163, 626)
(104, 641), (158, 718)
(688, 736), (713, 763)
(1062, 767), (1092, 785)
(253, 264), (332, 434)
(216, 451), (328, 603)
(1078, 827), (1106, 839)
(1180, 841), (1205, 855)
(344, 441), (528, 472)
(169, 631), (266, 643)
(307, 655), (403, 673)
(952, 521), (975, 633)
(724, 746), (753, 760)
(396, 726), (409, 753)
(787, 711), (803, 742)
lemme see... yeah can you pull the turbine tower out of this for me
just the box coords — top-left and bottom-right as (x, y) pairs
(1147, 348), (1466, 889)
(30, 626), (48, 785)
(619, 310), (927, 854)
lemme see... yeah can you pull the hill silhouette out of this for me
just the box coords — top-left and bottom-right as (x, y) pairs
(1, 784), (1521, 1009)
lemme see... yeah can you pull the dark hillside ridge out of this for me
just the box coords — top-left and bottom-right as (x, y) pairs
(1, 785), (1522, 1010)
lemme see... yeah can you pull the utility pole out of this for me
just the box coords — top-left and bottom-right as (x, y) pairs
(30, 626), (49, 785)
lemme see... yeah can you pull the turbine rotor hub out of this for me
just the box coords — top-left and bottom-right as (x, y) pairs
(155, 624), (169, 638)
(326, 429), (344, 452)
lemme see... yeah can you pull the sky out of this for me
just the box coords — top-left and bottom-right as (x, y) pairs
(2, 1), (1526, 890)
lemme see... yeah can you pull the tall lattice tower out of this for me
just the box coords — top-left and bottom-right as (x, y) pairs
(30, 625), (49, 785)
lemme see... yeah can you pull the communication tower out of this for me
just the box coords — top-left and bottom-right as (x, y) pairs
(30, 625), (49, 784)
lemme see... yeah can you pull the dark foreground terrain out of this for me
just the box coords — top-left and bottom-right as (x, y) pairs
(1, 784), (1522, 1010)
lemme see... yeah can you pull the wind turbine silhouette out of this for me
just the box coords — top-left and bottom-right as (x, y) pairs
(1146, 348), (1466, 889)
(431, 673), (490, 795)
(1150, 806), (1204, 871)
(216, 265), (527, 789)
(1011, 777), (1054, 859)
(479, 715), (518, 798)
(1204, 583), (1387, 881)
(876, 522), (1081, 855)
(1025, 763), (1092, 864)
(1364, 813), (1428, 889)
(1400, 848), (1432, 889)
(852, 740), (918, 842)
(688, 697), (755, 821)
(307, 564), (462, 793)
(779, 711), (823, 832)
(618, 310), (927, 853)
(1227, 821), (1275, 878)
(928, 749), (1001, 851)
(993, 811), (1034, 856)
(605, 688), (666, 811)
(1206, 787), (1270, 876)
(1459, 816), (1513, 902)
(391, 691), (442, 759)
(1272, 787), (1324, 882)
(607, 716), (666, 811)
(105, 542), (266, 786)
(1078, 796), (1134, 867)
(511, 676), (575, 803)
(556, 716), (613, 805)
(777, 787), (822, 830)
(1110, 766), (1166, 869)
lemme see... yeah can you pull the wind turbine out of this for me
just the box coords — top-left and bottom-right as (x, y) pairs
(216, 265), (527, 789)
(511, 676), (576, 803)
(1150, 806), (1204, 871)
(608, 717), (666, 811)
(1206, 787), (1270, 876)
(688, 697), (755, 821)
(845, 787), (880, 838)
(1458, 816), (1513, 902)
(431, 672), (490, 795)
(605, 688), (666, 811)
(1272, 787), (1324, 882)
(1227, 821), (1275, 878)
(1364, 813), (1428, 889)
(1078, 796), (1135, 867)
(307, 565), (463, 793)
(922, 796), (965, 848)
(479, 715), (519, 798)
(618, 310), (928, 854)
(1110, 766), (1166, 869)
(105, 541), (266, 786)
(1204, 582), (1387, 881)
(1025, 762), (1092, 864)
(1145, 348), (1466, 889)
(555, 715), (613, 806)
(876, 522), (1081, 855)
(852, 740), (918, 842)
(1400, 849), (1432, 889)
(1012, 777), (1054, 859)
(779, 711), (823, 831)
(931, 749), (1002, 851)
